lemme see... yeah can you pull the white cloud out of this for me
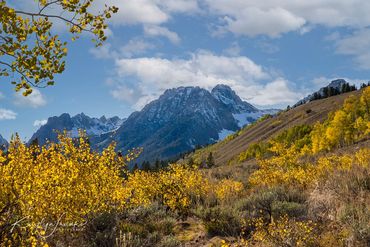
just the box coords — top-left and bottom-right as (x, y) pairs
(248, 78), (303, 106)
(94, 0), (168, 25)
(14, 89), (47, 108)
(324, 31), (341, 41)
(223, 42), (241, 56)
(335, 29), (370, 69)
(144, 25), (181, 44)
(13, 0), (370, 39)
(110, 51), (302, 108)
(90, 39), (155, 59)
(93, 0), (199, 26)
(33, 119), (48, 127)
(90, 43), (117, 59)
(205, 0), (370, 37)
(121, 39), (155, 57)
(256, 41), (280, 54)
(223, 7), (306, 38)
(0, 108), (17, 120)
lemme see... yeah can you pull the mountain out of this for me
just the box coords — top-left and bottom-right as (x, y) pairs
(96, 85), (276, 163)
(294, 79), (356, 107)
(187, 89), (363, 167)
(29, 113), (124, 146)
(0, 134), (8, 151)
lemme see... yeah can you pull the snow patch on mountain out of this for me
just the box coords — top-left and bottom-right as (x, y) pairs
(218, 129), (235, 141)
(69, 114), (124, 138)
(233, 109), (278, 128)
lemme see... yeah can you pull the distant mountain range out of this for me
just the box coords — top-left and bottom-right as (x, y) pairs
(2, 79), (356, 162)
(29, 113), (124, 146)
(25, 84), (276, 163)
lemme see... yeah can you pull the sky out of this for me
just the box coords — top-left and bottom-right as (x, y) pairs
(1, 0), (370, 140)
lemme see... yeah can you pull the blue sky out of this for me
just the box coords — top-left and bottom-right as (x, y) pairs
(1, 0), (370, 140)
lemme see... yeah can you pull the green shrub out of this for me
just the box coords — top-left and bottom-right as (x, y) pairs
(239, 142), (272, 162)
(83, 212), (118, 247)
(271, 201), (306, 219)
(201, 206), (242, 237)
(157, 235), (181, 247)
(237, 187), (307, 222)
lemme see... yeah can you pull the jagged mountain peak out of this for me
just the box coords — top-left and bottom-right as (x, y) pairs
(29, 113), (124, 145)
(102, 84), (273, 163)
(328, 79), (347, 88)
(211, 84), (258, 113)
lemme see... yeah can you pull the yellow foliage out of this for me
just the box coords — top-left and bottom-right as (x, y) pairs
(312, 88), (370, 153)
(246, 215), (317, 247)
(0, 132), (129, 245)
(0, 0), (118, 93)
(214, 179), (244, 201)
(249, 147), (369, 189)
(124, 164), (210, 212)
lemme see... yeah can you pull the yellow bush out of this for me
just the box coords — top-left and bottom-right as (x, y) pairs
(158, 164), (210, 211)
(214, 179), (244, 201)
(249, 146), (369, 189)
(247, 215), (317, 247)
(124, 164), (210, 212)
(0, 132), (129, 245)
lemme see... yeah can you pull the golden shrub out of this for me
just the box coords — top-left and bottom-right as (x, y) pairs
(214, 179), (244, 201)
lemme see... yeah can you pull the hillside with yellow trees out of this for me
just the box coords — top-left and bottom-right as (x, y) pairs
(1, 87), (369, 246)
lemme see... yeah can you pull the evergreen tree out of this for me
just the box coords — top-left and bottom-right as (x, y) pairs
(312, 92), (321, 100)
(132, 163), (139, 172)
(141, 161), (152, 171)
(206, 152), (215, 168)
(30, 138), (39, 148)
(322, 87), (329, 98)
(187, 157), (195, 166)
(154, 159), (161, 171)
(341, 83), (350, 93)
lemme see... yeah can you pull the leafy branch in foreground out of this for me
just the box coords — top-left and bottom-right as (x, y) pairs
(0, 0), (118, 95)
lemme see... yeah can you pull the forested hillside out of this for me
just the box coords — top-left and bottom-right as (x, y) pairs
(187, 89), (365, 167)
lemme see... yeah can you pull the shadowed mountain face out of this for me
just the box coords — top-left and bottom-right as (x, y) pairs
(96, 85), (273, 163)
